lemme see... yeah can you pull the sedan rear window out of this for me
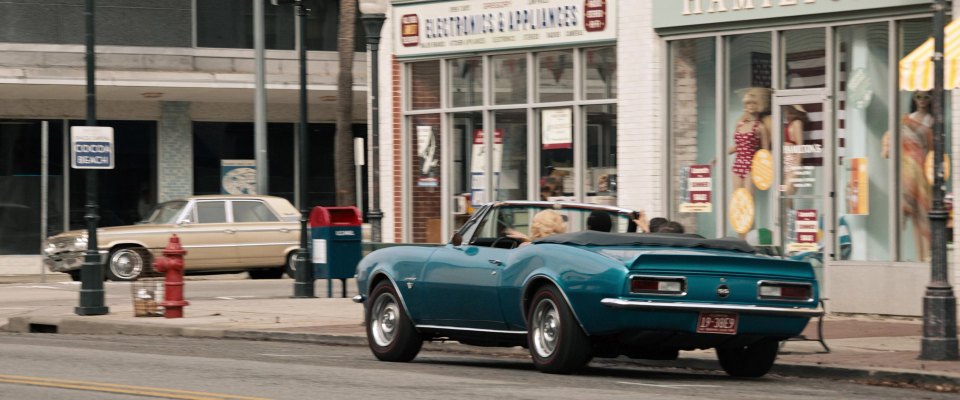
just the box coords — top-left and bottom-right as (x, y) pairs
(233, 201), (279, 222)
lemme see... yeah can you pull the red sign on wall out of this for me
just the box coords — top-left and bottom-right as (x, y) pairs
(584, 0), (608, 32)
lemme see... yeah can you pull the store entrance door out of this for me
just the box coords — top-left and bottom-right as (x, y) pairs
(773, 94), (833, 272)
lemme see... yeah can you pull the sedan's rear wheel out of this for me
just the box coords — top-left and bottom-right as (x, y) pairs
(106, 246), (146, 281)
(366, 281), (422, 362)
(716, 338), (780, 377)
(527, 285), (591, 374)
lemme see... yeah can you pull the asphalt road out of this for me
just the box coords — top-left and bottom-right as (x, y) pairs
(0, 333), (955, 400)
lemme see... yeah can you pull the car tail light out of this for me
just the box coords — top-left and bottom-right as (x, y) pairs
(630, 276), (685, 295)
(758, 281), (813, 301)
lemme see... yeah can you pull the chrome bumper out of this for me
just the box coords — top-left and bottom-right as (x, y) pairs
(44, 251), (108, 273)
(352, 294), (366, 303)
(601, 298), (824, 318)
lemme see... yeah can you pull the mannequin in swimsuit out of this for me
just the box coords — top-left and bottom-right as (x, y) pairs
(727, 88), (772, 190)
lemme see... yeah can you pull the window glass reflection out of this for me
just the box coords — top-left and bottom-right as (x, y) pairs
(537, 50), (574, 102)
(450, 57), (483, 107)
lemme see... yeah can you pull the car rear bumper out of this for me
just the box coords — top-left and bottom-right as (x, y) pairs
(44, 251), (108, 273)
(600, 298), (823, 318)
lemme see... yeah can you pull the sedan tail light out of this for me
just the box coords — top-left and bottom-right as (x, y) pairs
(758, 281), (813, 302)
(630, 276), (686, 295)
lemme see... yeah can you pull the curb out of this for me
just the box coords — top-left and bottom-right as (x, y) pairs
(4, 316), (959, 392)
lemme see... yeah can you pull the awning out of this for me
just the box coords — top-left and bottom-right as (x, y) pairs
(899, 19), (960, 91)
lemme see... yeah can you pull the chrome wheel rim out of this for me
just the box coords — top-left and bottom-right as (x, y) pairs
(110, 249), (143, 280)
(287, 253), (297, 274)
(531, 298), (560, 358)
(371, 292), (400, 347)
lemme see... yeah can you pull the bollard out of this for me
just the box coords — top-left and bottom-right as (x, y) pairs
(154, 234), (189, 318)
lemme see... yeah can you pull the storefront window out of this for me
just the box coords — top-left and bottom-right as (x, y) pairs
(410, 61), (441, 110)
(584, 47), (617, 100)
(450, 57), (483, 107)
(410, 114), (442, 243)
(537, 50), (574, 102)
(585, 105), (617, 205)
(834, 23), (890, 261)
(493, 110), (528, 201)
(726, 33), (774, 242)
(492, 54), (527, 105)
(0, 120), (65, 254)
(897, 19), (952, 262)
(783, 28), (827, 89)
(451, 112), (483, 228)
(669, 38), (717, 238)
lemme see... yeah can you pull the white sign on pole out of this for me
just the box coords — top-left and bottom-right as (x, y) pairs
(71, 126), (114, 169)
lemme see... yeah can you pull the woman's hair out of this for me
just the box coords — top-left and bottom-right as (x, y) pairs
(530, 209), (566, 240)
(742, 87), (771, 113)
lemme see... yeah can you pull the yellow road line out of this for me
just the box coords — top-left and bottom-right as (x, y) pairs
(0, 374), (270, 400)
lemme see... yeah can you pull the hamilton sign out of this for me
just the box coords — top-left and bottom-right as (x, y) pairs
(395, 0), (616, 57)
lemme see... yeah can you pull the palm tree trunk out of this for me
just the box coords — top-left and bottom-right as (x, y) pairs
(335, 0), (357, 206)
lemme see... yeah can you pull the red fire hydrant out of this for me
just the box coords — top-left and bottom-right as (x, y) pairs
(154, 234), (189, 318)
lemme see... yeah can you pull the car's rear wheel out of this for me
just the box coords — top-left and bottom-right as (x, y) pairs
(716, 338), (780, 377)
(366, 280), (422, 362)
(106, 246), (147, 281)
(283, 252), (298, 278)
(527, 285), (591, 374)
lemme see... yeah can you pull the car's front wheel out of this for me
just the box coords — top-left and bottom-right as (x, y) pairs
(366, 280), (422, 362)
(527, 285), (592, 374)
(716, 338), (780, 377)
(106, 246), (147, 281)
(283, 251), (298, 278)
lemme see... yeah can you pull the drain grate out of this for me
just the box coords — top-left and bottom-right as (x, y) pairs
(29, 324), (58, 334)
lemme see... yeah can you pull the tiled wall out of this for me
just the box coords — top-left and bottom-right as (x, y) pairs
(158, 101), (192, 202)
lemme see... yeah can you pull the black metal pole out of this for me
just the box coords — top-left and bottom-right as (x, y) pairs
(362, 14), (386, 244)
(293, 1), (315, 298)
(76, 0), (108, 316)
(920, 0), (958, 360)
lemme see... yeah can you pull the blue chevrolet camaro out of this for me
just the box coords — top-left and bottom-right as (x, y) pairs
(354, 201), (822, 377)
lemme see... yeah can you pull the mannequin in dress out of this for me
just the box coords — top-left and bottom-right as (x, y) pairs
(883, 90), (933, 261)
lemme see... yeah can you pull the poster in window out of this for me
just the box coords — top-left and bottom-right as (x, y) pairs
(221, 159), (257, 194)
(845, 157), (869, 215)
(416, 125), (438, 187)
(469, 129), (503, 205)
(541, 108), (573, 150)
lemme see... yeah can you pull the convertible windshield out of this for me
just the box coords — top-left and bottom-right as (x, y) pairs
(145, 201), (187, 224)
(474, 205), (634, 241)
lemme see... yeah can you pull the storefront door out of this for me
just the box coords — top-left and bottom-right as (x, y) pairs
(773, 94), (832, 276)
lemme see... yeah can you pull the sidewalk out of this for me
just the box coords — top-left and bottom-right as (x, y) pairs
(1, 288), (959, 393)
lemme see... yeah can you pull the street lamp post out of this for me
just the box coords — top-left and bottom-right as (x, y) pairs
(921, 0), (958, 361)
(273, 0), (315, 298)
(359, 0), (388, 243)
(76, 0), (108, 316)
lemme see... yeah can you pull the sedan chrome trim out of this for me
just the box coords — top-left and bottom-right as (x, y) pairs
(600, 298), (824, 317)
(415, 325), (527, 335)
(352, 294), (366, 303)
(179, 242), (297, 249)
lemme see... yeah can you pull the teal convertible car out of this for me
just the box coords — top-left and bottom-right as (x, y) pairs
(354, 201), (822, 377)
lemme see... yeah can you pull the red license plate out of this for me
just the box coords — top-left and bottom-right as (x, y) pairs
(696, 312), (738, 335)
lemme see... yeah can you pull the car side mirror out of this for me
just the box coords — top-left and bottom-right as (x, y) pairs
(450, 232), (463, 246)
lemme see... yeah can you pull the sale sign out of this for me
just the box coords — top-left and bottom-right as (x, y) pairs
(680, 164), (712, 213)
(787, 209), (819, 252)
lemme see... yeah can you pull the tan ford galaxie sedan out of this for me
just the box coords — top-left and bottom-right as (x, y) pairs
(43, 195), (302, 281)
